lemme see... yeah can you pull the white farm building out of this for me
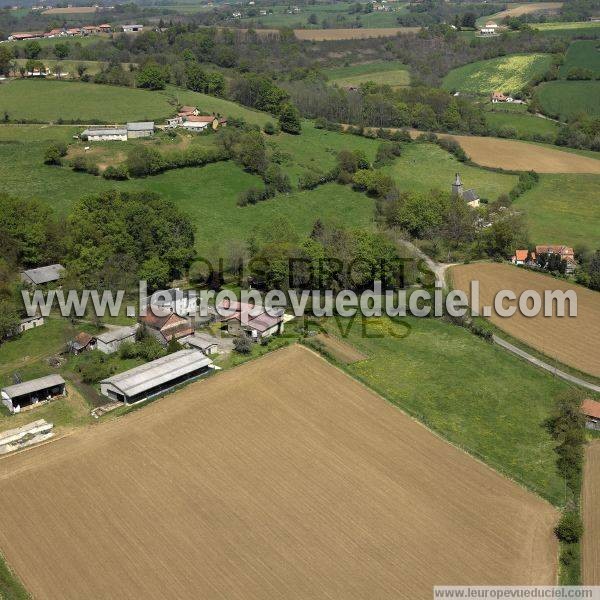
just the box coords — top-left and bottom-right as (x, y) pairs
(100, 349), (213, 403)
(81, 127), (128, 142)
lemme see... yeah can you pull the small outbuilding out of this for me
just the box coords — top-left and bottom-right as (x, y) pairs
(1, 375), (66, 414)
(180, 333), (219, 355)
(582, 399), (600, 431)
(126, 122), (154, 138)
(16, 315), (45, 334)
(100, 349), (213, 403)
(69, 332), (96, 354)
(96, 325), (138, 354)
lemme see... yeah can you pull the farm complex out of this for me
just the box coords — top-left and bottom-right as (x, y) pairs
(0, 347), (558, 599)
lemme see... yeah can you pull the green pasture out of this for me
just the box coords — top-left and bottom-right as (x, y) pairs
(485, 110), (559, 137)
(536, 80), (600, 119)
(13, 58), (135, 76)
(0, 79), (175, 122)
(323, 60), (410, 88)
(382, 142), (518, 200)
(442, 53), (553, 95)
(515, 173), (600, 249)
(321, 315), (570, 505)
(559, 40), (600, 78)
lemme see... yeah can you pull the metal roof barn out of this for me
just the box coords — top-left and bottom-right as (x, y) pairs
(100, 349), (213, 403)
(2, 375), (65, 400)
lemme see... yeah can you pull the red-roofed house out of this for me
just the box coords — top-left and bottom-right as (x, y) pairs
(535, 245), (576, 274)
(581, 399), (600, 430)
(511, 249), (536, 266)
(139, 312), (194, 344)
(182, 115), (220, 131)
(217, 300), (284, 340)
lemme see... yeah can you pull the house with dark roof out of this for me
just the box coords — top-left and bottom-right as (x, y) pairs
(20, 264), (65, 286)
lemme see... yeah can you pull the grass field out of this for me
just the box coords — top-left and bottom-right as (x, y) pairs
(451, 263), (600, 378)
(323, 61), (410, 88)
(560, 40), (600, 78)
(442, 54), (553, 95)
(583, 440), (600, 584)
(475, 2), (563, 27)
(383, 142), (518, 199)
(444, 134), (600, 173)
(322, 315), (570, 505)
(293, 27), (419, 40)
(515, 174), (600, 249)
(533, 20), (600, 35)
(0, 345), (558, 599)
(537, 81), (600, 120)
(0, 80), (174, 123)
(13, 59), (135, 77)
(485, 109), (559, 138)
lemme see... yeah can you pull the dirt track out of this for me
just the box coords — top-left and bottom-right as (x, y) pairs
(0, 345), (557, 599)
(583, 440), (600, 584)
(313, 333), (367, 363)
(451, 263), (600, 377)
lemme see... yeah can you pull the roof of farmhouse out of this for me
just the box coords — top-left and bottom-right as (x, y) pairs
(101, 349), (212, 397)
(126, 121), (155, 131)
(1, 375), (65, 400)
(95, 325), (138, 344)
(82, 128), (127, 136)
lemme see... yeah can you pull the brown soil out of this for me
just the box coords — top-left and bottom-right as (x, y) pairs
(313, 333), (367, 363)
(583, 439), (600, 584)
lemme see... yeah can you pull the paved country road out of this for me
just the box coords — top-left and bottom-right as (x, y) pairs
(493, 335), (600, 393)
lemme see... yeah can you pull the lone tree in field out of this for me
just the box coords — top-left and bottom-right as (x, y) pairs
(136, 64), (166, 90)
(278, 103), (302, 135)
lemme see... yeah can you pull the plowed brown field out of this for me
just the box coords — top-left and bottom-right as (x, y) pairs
(492, 2), (563, 20)
(294, 27), (419, 40)
(0, 346), (557, 599)
(451, 263), (600, 377)
(583, 440), (600, 584)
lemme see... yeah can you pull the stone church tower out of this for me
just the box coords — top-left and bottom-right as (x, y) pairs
(452, 173), (464, 197)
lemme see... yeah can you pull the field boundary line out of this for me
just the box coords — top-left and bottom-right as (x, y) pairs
(493, 335), (600, 393)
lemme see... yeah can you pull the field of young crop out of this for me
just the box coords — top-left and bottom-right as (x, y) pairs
(515, 174), (600, 249)
(323, 61), (410, 88)
(560, 40), (600, 78)
(536, 81), (600, 120)
(323, 315), (570, 505)
(442, 54), (553, 95)
(0, 80), (174, 123)
(0, 345), (558, 599)
(583, 440), (600, 584)
(451, 263), (600, 378)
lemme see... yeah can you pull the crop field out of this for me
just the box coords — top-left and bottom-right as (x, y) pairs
(516, 174), (600, 249)
(451, 263), (600, 378)
(293, 27), (419, 40)
(43, 5), (98, 12)
(560, 40), (600, 78)
(0, 80), (174, 123)
(537, 81), (600, 120)
(382, 141), (517, 199)
(0, 345), (558, 599)
(476, 2), (563, 26)
(583, 440), (600, 584)
(444, 135), (600, 173)
(323, 61), (410, 88)
(442, 54), (552, 95)
(534, 20), (600, 34)
(485, 110), (559, 138)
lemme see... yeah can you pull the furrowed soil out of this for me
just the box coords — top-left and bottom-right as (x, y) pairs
(0, 346), (558, 599)
(451, 263), (600, 377)
(313, 333), (367, 363)
(583, 440), (600, 584)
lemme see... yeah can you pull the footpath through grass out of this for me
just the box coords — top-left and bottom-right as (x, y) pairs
(321, 315), (569, 506)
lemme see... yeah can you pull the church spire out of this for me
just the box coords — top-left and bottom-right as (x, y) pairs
(452, 172), (464, 197)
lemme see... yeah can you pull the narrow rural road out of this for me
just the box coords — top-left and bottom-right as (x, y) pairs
(493, 335), (600, 393)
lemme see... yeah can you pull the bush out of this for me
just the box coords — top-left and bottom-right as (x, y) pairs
(437, 137), (468, 161)
(44, 142), (67, 165)
(278, 102), (302, 135)
(263, 121), (277, 135)
(71, 154), (99, 175)
(555, 511), (583, 543)
(374, 142), (402, 167)
(233, 336), (252, 354)
(102, 164), (129, 180)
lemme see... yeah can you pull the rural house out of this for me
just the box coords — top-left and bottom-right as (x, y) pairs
(139, 312), (194, 344)
(126, 122), (154, 138)
(581, 399), (600, 431)
(122, 24), (143, 33)
(20, 264), (64, 286)
(451, 173), (480, 208)
(1, 374), (66, 414)
(491, 91), (512, 103)
(480, 21), (499, 35)
(511, 249), (536, 266)
(181, 115), (221, 132)
(100, 349), (213, 403)
(535, 244), (576, 274)
(218, 300), (285, 341)
(178, 106), (199, 117)
(148, 288), (198, 317)
(96, 325), (138, 354)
